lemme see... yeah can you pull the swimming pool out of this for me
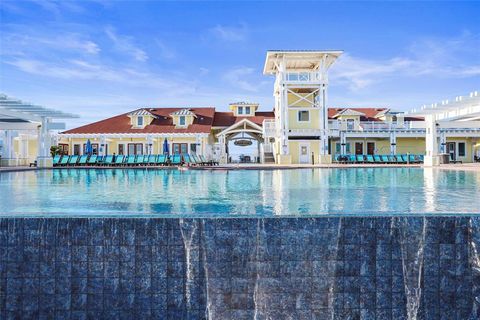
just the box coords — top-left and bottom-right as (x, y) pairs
(0, 167), (479, 216)
(1, 168), (479, 319)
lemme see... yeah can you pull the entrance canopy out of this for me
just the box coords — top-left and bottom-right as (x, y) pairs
(0, 94), (79, 167)
(406, 91), (480, 121)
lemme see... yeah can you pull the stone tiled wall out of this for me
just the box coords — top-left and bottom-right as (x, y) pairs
(0, 217), (479, 319)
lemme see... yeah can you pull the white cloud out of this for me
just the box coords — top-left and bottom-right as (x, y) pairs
(5, 58), (194, 93)
(223, 67), (259, 92)
(155, 39), (175, 59)
(331, 33), (480, 92)
(105, 26), (148, 62)
(209, 24), (248, 42)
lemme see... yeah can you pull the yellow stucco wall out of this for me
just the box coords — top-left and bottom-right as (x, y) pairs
(288, 109), (320, 130)
(57, 136), (200, 155)
(287, 92), (314, 107)
(288, 140), (320, 164)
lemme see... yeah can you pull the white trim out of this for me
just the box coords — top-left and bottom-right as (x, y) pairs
(59, 133), (209, 138)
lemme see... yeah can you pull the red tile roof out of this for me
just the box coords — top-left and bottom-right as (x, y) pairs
(212, 111), (275, 127)
(328, 108), (389, 121)
(62, 107), (216, 134)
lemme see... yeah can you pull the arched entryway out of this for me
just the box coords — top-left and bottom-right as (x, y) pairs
(216, 119), (265, 164)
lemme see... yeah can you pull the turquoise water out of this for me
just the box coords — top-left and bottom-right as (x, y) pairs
(0, 168), (479, 216)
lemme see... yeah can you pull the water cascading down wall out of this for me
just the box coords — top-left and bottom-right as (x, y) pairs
(1, 216), (479, 319)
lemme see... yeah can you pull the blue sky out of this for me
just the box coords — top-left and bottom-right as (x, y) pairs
(1, 0), (479, 129)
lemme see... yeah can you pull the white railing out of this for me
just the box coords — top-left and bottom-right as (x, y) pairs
(262, 119), (276, 137)
(283, 72), (324, 83)
(288, 128), (322, 136)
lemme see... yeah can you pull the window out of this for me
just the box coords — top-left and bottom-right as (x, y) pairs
(73, 144), (80, 155)
(458, 142), (466, 157)
(137, 116), (143, 126)
(190, 143), (197, 153)
(298, 110), (309, 122)
(83, 143), (99, 155)
(179, 116), (186, 126)
(58, 144), (69, 155)
(238, 106), (243, 115)
(173, 143), (188, 154)
(245, 106), (251, 114)
(118, 144), (125, 155)
(347, 119), (355, 130)
(127, 143), (143, 155)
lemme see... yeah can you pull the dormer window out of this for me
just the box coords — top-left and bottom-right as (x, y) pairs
(137, 116), (143, 126)
(245, 106), (250, 114)
(179, 116), (186, 126)
(238, 106), (243, 115)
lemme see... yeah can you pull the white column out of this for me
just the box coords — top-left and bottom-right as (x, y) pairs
(340, 132), (347, 154)
(439, 131), (447, 154)
(37, 118), (53, 167)
(390, 131), (397, 155)
(425, 115), (439, 166)
(320, 84), (329, 156)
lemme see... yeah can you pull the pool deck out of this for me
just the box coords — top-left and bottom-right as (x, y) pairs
(1, 163), (479, 172)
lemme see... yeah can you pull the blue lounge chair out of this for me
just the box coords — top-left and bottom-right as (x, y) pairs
(348, 155), (356, 163)
(171, 154), (182, 165)
(104, 155), (114, 166)
(366, 155), (375, 163)
(126, 155), (136, 165)
(191, 154), (201, 165)
(114, 155), (125, 166)
(356, 155), (365, 163)
(408, 154), (416, 163)
(142, 155), (150, 165)
(156, 154), (167, 165)
(183, 154), (196, 165)
(135, 155), (145, 165)
(87, 155), (98, 165)
(374, 155), (382, 163)
(68, 155), (79, 166)
(148, 154), (157, 165)
(387, 155), (397, 164)
(400, 155), (409, 163)
(52, 155), (61, 166)
(78, 155), (88, 165)
(60, 155), (70, 166)
(418, 155), (424, 163)
(381, 155), (390, 163)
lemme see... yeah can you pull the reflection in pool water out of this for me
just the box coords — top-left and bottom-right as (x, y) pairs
(0, 167), (479, 216)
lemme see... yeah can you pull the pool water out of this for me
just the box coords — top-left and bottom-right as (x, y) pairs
(0, 167), (479, 216)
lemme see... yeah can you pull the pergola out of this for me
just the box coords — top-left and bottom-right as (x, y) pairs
(406, 91), (480, 166)
(0, 94), (79, 167)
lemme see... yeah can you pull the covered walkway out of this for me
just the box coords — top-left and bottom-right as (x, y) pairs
(0, 94), (78, 167)
(406, 91), (480, 166)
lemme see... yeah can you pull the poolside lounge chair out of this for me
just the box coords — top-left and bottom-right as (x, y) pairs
(171, 154), (182, 165)
(78, 155), (88, 165)
(396, 155), (407, 164)
(114, 155), (125, 166)
(408, 154), (417, 164)
(87, 155), (98, 165)
(52, 155), (61, 166)
(142, 155), (150, 165)
(347, 155), (356, 163)
(68, 155), (79, 166)
(156, 154), (167, 166)
(366, 155), (375, 163)
(135, 155), (146, 165)
(373, 155), (382, 163)
(126, 155), (136, 165)
(387, 155), (397, 164)
(417, 155), (424, 163)
(104, 155), (114, 166)
(356, 155), (365, 163)
(60, 155), (70, 166)
(380, 155), (390, 163)
(148, 154), (157, 165)
(183, 154), (197, 166)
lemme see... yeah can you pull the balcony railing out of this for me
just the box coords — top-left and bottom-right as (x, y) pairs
(262, 119), (276, 137)
(283, 72), (325, 83)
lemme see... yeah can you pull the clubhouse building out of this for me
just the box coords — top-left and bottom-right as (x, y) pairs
(2, 51), (480, 166)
